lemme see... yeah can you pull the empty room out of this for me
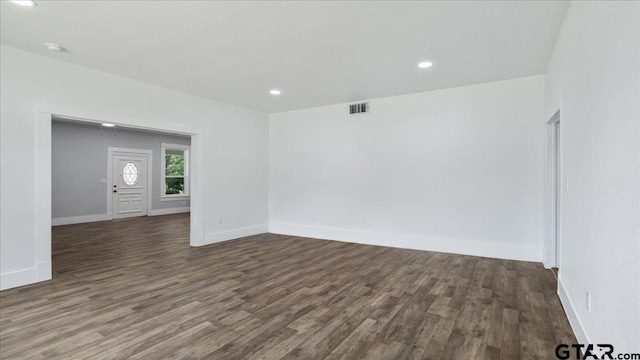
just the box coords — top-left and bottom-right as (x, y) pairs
(0, 1), (638, 359)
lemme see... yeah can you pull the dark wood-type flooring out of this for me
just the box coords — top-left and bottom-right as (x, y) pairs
(0, 214), (576, 359)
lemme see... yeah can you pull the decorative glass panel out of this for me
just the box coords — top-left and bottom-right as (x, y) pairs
(165, 177), (184, 195)
(165, 153), (184, 176)
(122, 162), (138, 185)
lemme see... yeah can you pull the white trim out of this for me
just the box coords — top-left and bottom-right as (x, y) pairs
(190, 232), (204, 247)
(1, 267), (37, 291)
(36, 261), (52, 283)
(202, 224), (269, 246)
(148, 207), (190, 216)
(52, 213), (111, 226)
(35, 111), (52, 276)
(189, 132), (204, 246)
(544, 110), (561, 269)
(160, 196), (190, 202)
(161, 142), (190, 198)
(558, 277), (589, 345)
(38, 103), (201, 135)
(0, 263), (52, 291)
(27, 103), (205, 291)
(107, 147), (153, 219)
(52, 209), (190, 223)
(251, 224), (270, 235)
(161, 143), (191, 151)
(269, 222), (541, 262)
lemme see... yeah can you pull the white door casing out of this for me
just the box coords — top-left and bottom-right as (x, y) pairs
(546, 110), (561, 269)
(113, 154), (148, 218)
(33, 103), (204, 292)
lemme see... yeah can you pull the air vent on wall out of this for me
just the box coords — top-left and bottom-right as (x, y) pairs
(349, 102), (369, 115)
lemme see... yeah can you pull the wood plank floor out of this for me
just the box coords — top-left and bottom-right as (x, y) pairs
(0, 214), (576, 359)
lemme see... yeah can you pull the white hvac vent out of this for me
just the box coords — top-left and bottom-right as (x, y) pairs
(349, 102), (369, 115)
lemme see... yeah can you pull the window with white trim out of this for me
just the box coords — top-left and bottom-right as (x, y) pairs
(161, 143), (190, 199)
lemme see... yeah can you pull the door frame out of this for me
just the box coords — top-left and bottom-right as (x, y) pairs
(545, 110), (561, 269)
(35, 103), (206, 284)
(107, 147), (153, 219)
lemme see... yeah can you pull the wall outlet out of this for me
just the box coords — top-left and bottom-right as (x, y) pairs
(100, 178), (107, 184)
(217, 217), (224, 225)
(586, 291), (591, 312)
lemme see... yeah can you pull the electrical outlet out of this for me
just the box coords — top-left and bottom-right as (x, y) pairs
(217, 217), (224, 225)
(100, 178), (107, 184)
(586, 291), (591, 312)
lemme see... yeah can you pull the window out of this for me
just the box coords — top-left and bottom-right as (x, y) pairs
(122, 162), (139, 185)
(161, 143), (190, 199)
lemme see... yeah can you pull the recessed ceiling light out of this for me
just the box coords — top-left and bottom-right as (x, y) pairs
(11, 1), (37, 7)
(102, 123), (115, 127)
(270, 90), (281, 95)
(418, 61), (433, 68)
(45, 43), (65, 52)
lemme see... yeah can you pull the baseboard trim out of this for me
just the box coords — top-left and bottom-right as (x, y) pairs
(52, 213), (111, 226)
(148, 207), (190, 216)
(203, 223), (269, 246)
(1, 267), (35, 291)
(52, 208), (190, 225)
(1, 261), (53, 291)
(268, 222), (542, 262)
(190, 232), (204, 247)
(37, 261), (52, 282)
(251, 223), (269, 235)
(558, 277), (589, 345)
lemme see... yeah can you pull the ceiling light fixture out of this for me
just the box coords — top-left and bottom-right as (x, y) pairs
(11, 1), (37, 7)
(102, 123), (115, 127)
(45, 43), (65, 52)
(418, 61), (433, 68)
(270, 90), (281, 95)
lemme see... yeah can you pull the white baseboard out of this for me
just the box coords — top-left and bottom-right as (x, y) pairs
(37, 261), (52, 283)
(190, 232), (204, 247)
(203, 223), (269, 246)
(252, 223), (270, 235)
(1, 267), (36, 291)
(0, 261), (52, 291)
(148, 207), (190, 216)
(52, 208), (190, 225)
(268, 222), (542, 262)
(558, 277), (589, 345)
(52, 213), (111, 226)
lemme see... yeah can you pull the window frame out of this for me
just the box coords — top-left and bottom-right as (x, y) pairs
(160, 143), (190, 200)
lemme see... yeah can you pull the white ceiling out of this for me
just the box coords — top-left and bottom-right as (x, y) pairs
(1, 1), (569, 113)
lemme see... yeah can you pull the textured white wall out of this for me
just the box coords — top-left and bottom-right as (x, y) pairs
(0, 45), (268, 288)
(269, 76), (545, 261)
(544, 1), (640, 351)
(52, 120), (191, 219)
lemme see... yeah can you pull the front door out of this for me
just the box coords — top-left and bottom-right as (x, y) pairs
(112, 154), (148, 219)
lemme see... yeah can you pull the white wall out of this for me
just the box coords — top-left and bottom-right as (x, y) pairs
(544, 1), (640, 351)
(52, 120), (191, 221)
(0, 45), (268, 289)
(269, 75), (545, 262)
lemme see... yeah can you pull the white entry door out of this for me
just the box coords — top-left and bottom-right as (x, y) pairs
(112, 154), (148, 219)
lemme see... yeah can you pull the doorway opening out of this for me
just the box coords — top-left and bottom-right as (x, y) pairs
(547, 110), (561, 276)
(35, 104), (205, 285)
(50, 118), (195, 276)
